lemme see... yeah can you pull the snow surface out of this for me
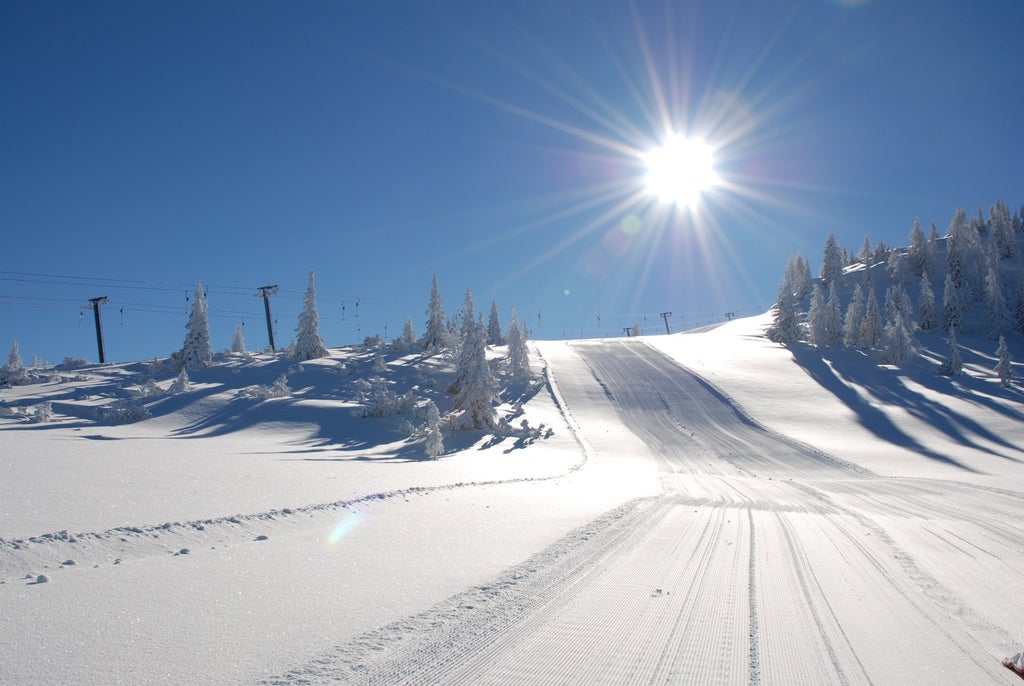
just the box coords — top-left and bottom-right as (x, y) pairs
(1, 318), (1023, 685)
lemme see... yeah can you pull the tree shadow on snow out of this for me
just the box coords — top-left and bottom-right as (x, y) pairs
(790, 343), (1024, 472)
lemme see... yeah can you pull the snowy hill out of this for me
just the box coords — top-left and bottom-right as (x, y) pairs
(2, 312), (1023, 684)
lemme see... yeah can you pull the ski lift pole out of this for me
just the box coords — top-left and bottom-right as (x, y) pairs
(660, 311), (673, 335)
(256, 285), (279, 351)
(87, 297), (109, 363)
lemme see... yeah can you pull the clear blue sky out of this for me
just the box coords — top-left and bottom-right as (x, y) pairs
(3, 0), (1022, 364)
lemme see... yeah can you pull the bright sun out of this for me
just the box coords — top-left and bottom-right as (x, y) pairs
(643, 135), (720, 208)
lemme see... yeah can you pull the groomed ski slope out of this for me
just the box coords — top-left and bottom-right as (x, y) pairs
(2, 315), (1023, 684)
(273, 338), (1022, 685)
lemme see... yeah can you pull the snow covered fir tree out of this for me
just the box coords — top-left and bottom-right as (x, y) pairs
(293, 271), (327, 360)
(506, 307), (531, 385)
(422, 274), (446, 351)
(487, 300), (504, 346)
(452, 314), (498, 430)
(768, 200), (1024, 386)
(995, 335), (1016, 387)
(0, 339), (29, 387)
(231, 324), (246, 354)
(422, 400), (444, 458)
(174, 283), (212, 371)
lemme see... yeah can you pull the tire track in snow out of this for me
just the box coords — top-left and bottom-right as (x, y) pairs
(263, 497), (756, 686)
(435, 500), (683, 686)
(645, 507), (738, 684)
(0, 475), (578, 583)
(747, 508), (761, 686)
(572, 341), (868, 479)
(794, 477), (1021, 657)
(0, 354), (596, 583)
(824, 513), (1013, 678)
(775, 513), (875, 686)
(259, 495), (673, 685)
(792, 481), (1016, 681)
(472, 504), (719, 686)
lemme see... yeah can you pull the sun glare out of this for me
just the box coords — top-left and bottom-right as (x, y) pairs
(643, 135), (720, 208)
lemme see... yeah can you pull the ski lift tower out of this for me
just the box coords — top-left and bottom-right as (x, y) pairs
(255, 285), (279, 351)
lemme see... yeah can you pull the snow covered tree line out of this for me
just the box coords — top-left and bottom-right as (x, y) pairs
(348, 274), (535, 458)
(769, 201), (1023, 380)
(422, 275), (532, 432)
(164, 272), (329, 368)
(352, 275), (536, 459)
(166, 271), (336, 366)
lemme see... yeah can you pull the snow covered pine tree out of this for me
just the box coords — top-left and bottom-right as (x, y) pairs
(453, 315), (497, 430)
(423, 274), (446, 352)
(293, 271), (327, 360)
(177, 284), (212, 370)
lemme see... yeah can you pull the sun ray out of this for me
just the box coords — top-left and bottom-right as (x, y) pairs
(467, 25), (653, 148)
(493, 190), (650, 291)
(448, 178), (639, 261)
(376, 55), (642, 159)
(628, 2), (674, 137)
(360, 2), (872, 328)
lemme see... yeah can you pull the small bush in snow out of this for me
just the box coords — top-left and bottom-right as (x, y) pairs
(492, 416), (553, 450)
(358, 384), (417, 418)
(138, 379), (164, 397)
(397, 419), (417, 436)
(423, 400), (444, 458)
(239, 375), (291, 400)
(230, 324), (246, 354)
(497, 417), (553, 440)
(97, 399), (152, 424)
(168, 369), (192, 394)
(363, 334), (383, 350)
(29, 402), (53, 423)
(994, 335), (1016, 388)
(59, 356), (91, 370)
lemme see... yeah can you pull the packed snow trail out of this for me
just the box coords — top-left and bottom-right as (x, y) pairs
(273, 340), (1023, 685)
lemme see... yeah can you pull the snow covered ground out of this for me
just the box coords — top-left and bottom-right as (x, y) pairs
(2, 316), (1023, 684)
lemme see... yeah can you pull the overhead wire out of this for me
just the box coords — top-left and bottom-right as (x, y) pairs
(0, 269), (396, 307)
(1, 271), (766, 346)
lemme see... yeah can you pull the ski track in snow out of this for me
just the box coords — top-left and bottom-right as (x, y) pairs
(263, 340), (1023, 685)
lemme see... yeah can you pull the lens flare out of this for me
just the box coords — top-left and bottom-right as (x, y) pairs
(327, 509), (363, 545)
